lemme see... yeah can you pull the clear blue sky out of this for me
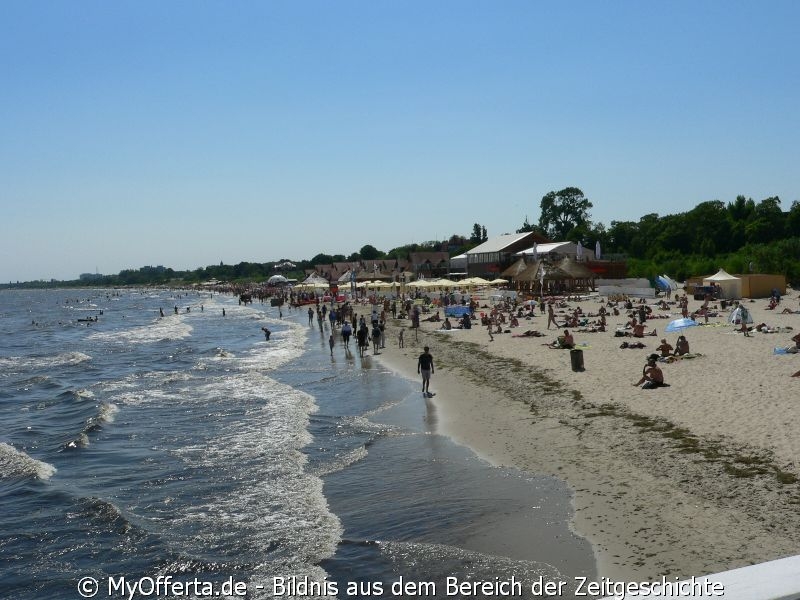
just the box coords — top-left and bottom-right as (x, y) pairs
(2, 1), (798, 282)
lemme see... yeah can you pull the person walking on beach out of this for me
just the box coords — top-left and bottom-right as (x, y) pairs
(329, 334), (335, 356)
(547, 302), (559, 329)
(371, 323), (382, 354)
(341, 321), (352, 348)
(417, 346), (434, 397)
(356, 325), (368, 358)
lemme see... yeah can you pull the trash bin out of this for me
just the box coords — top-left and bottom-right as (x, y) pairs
(720, 300), (727, 309)
(570, 348), (584, 372)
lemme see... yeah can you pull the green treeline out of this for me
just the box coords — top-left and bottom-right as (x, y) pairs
(597, 196), (800, 282)
(5, 194), (800, 288)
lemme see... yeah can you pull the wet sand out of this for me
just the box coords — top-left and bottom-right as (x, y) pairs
(376, 292), (800, 581)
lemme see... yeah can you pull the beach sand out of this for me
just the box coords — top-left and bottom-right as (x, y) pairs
(376, 292), (800, 582)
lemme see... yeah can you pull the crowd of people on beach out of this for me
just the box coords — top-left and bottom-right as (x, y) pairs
(251, 280), (800, 400)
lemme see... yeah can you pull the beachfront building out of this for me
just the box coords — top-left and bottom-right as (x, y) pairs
(463, 232), (549, 278)
(516, 241), (595, 262)
(409, 252), (450, 280)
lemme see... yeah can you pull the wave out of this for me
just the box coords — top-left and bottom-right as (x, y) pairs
(88, 317), (192, 344)
(0, 351), (92, 372)
(0, 442), (57, 481)
(63, 402), (119, 450)
(310, 445), (369, 478)
(309, 413), (408, 477)
(73, 496), (136, 535)
(57, 388), (95, 401)
(161, 373), (343, 572)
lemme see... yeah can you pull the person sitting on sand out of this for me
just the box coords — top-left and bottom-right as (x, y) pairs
(656, 338), (673, 357)
(632, 322), (657, 338)
(634, 356), (665, 389)
(440, 318), (452, 330)
(789, 332), (800, 352)
(634, 355), (658, 385)
(674, 335), (690, 356)
(548, 329), (575, 349)
(509, 314), (519, 327)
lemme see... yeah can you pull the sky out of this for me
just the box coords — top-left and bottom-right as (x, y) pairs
(2, 1), (798, 282)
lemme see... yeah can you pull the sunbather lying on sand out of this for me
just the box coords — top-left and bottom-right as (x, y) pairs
(513, 330), (546, 338)
(620, 341), (646, 349)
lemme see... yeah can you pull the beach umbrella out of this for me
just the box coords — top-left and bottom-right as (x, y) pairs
(576, 241), (583, 261)
(435, 278), (458, 287)
(532, 242), (538, 261)
(466, 276), (490, 286)
(665, 317), (699, 333)
(267, 275), (288, 285)
(595, 241), (601, 260)
(489, 278), (508, 285)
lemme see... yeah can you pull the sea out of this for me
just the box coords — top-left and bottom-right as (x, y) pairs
(0, 289), (595, 599)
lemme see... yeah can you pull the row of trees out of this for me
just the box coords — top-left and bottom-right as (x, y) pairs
(6, 186), (800, 287)
(517, 187), (800, 282)
(6, 231), (491, 288)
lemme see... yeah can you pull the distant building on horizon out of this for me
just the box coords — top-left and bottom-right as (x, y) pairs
(79, 272), (104, 281)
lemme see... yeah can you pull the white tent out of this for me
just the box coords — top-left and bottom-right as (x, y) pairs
(728, 305), (753, 325)
(703, 269), (742, 299)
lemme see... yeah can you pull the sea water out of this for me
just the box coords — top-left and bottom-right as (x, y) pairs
(0, 289), (594, 599)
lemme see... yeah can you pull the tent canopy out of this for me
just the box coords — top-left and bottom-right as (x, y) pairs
(704, 269), (742, 299)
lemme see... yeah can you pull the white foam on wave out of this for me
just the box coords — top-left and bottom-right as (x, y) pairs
(88, 316), (192, 344)
(0, 352), (92, 372)
(310, 445), (369, 478)
(98, 371), (191, 400)
(240, 321), (308, 373)
(98, 401), (119, 424)
(168, 371), (342, 573)
(109, 388), (178, 408)
(0, 442), (57, 481)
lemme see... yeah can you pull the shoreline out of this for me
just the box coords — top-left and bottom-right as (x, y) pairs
(375, 294), (800, 581)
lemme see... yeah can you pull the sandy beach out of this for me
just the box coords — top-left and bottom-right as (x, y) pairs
(376, 291), (800, 582)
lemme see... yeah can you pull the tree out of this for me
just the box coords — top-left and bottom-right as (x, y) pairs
(309, 253), (335, 265)
(359, 244), (384, 260)
(787, 201), (800, 238)
(470, 223), (487, 244)
(745, 196), (783, 244)
(538, 187), (593, 240)
(516, 216), (534, 233)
